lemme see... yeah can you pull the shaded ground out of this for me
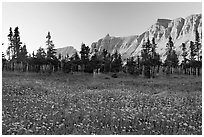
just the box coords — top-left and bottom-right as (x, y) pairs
(2, 72), (202, 135)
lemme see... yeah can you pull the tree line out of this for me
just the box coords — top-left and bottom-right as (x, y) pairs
(2, 27), (202, 77)
(125, 30), (202, 78)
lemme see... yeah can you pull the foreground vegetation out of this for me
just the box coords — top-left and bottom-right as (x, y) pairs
(2, 72), (202, 135)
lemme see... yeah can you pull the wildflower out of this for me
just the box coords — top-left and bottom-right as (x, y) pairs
(183, 123), (188, 126)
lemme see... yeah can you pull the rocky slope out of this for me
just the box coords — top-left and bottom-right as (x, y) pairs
(91, 14), (202, 61)
(56, 46), (78, 59)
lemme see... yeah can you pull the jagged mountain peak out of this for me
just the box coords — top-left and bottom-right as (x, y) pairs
(186, 13), (201, 19)
(105, 33), (110, 37)
(156, 18), (172, 28)
(90, 14), (202, 62)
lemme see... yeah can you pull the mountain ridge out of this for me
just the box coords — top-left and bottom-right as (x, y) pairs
(56, 46), (78, 58)
(90, 13), (202, 61)
(56, 14), (202, 61)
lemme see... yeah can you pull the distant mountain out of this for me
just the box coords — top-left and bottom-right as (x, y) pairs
(56, 46), (78, 59)
(91, 14), (202, 61)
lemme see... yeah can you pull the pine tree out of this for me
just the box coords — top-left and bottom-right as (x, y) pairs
(19, 44), (28, 62)
(164, 37), (179, 74)
(111, 50), (122, 73)
(181, 43), (188, 74)
(101, 49), (108, 72)
(170, 50), (179, 68)
(71, 52), (80, 72)
(36, 47), (46, 63)
(194, 29), (202, 76)
(90, 53), (98, 72)
(7, 27), (13, 60)
(13, 27), (22, 61)
(150, 38), (161, 77)
(189, 41), (196, 75)
(195, 29), (201, 61)
(80, 43), (90, 72)
(7, 27), (22, 71)
(141, 38), (152, 78)
(18, 44), (28, 71)
(46, 32), (57, 73)
(46, 32), (56, 60)
(35, 47), (45, 72)
(126, 57), (136, 74)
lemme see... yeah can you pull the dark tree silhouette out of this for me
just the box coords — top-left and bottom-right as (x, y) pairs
(195, 29), (201, 61)
(141, 38), (152, 78)
(46, 32), (57, 73)
(189, 41), (197, 75)
(150, 38), (161, 78)
(70, 52), (81, 72)
(6, 27), (23, 71)
(80, 43), (90, 72)
(181, 43), (188, 74)
(13, 27), (22, 61)
(7, 27), (13, 61)
(35, 47), (46, 72)
(19, 44), (28, 71)
(100, 49), (111, 73)
(194, 29), (202, 76)
(126, 56), (136, 74)
(164, 36), (179, 75)
(111, 50), (122, 73)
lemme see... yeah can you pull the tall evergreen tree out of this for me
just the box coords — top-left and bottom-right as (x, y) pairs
(90, 53), (99, 72)
(141, 38), (152, 78)
(111, 50), (122, 72)
(164, 37), (179, 74)
(7, 27), (23, 71)
(181, 43), (188, 74)
(71, 52), (80, 72)
(126, 56), (136, 74)
(46, 32), (57, 73)
(19, 44), (28, 62)
(195, 30), (202, 76)
(150, 38), (161, 77)
(13, 27), (22, 61)
(80, 43), (90, 72)
(36, 47), (46, 63)
(189, 41), (196, 75)
(195, 29), (201, 61)
(101, 49), (110, 73)
(18, 44), (28, 71)
(46, 32), (56, 60)
(7, 27), (13, 60)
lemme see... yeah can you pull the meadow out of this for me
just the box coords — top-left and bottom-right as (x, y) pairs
(2, 72), (202, 135)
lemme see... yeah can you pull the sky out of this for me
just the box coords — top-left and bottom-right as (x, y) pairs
(2, 2), (202, 54)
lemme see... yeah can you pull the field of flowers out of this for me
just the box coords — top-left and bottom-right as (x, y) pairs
(2, 72), (202, 135)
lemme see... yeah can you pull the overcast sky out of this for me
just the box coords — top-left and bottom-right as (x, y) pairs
(2, 2), (202, 54)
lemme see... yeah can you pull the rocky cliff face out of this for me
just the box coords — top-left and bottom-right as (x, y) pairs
(91, 14), (202, 61)
(56, 46), (78, 59)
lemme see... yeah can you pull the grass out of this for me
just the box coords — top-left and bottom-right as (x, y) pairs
(2, 71), (202, 135)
